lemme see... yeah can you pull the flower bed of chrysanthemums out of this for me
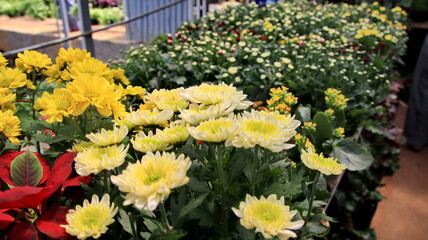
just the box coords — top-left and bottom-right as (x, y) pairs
(112, 1), (408, 238)
(0, 43), (375, 240)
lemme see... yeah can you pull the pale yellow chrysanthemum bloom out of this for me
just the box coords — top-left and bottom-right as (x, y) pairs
(301, 147), (347, 175)
(0, 88), (16, 112)
(187, 116), (238, 143)
(145, 88), (189, 112)
(0, 66), (29, 89)
(74, 144), (129, 176)
(0, 53), (7, 67)
(232, 194), (304, 240)
(126, 108), (174, 127)
(131, 131), (171, 153)
(0, 110), (21, 144)
(35, 88), (81, 123)
(68, 58), (113, 82)
(55, 47), (91, 66)
(112, 112), (136, 131)
(15, 50), (52, 73)
(179, 102), (238, 125)
(67, 141), (97, 152)
(156, 122), (189, 145)
(111, 151), (191, 211)
(259, 111), (301, 131)
(86, 125), (128, 146)
(61, 194), (118, 240)
(225, 110), (296, 152)
(181, 82), (252, 109)
(66, 74), (115, 116)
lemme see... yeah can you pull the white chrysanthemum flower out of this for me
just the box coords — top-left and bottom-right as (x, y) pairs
(144, 88), (189, 112)
(225, 110), (297, 152)
(155, 122), (189, 145)
(74, 144), (129, 176)
(131, 131), (172, 153)
(61, 194), (118, 240)
(126, 108), (174, 126)
(111, 151), (191, 211)
(181, 82), (252, 109)
(187, 116), (238, 142)
(85, 125), (128, 146)
(232, 194), (304, 240)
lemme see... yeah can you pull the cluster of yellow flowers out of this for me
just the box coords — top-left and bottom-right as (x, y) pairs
(324, 88), (349, 110)
(29, 48), (145, 124)
(0, 52), (34, 144)
(266, 86), (298, 114)
(355, 28), (380, 39)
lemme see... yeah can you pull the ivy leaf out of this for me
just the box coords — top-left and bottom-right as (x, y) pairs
(332, 139), (374, 171)
(10, 151), (43, 187)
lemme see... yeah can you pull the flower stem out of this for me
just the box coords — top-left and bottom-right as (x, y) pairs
(251, 146), (259, 195)
(215, 144), (228, 237)
(103, 170), (109, 193)
(128, 212), (138, 240)
(160, 202), (172, 231)
(30, 71), (41, 154)
(305, 171), (321, 225)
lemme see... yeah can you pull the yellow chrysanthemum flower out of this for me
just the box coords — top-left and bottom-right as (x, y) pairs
(35, 88), (82, 123)
(74, 144), (129, 176)
(68, 141), (97, 152)
(55, 47), (91, 66)
(112, 112), (136, 131)
(0, 88), (16, 112)
(232, 194), (304, 240)
(68, 58), (113, 82)
(126, 108), (174, 127)
(86, 125), (128, 147)
(155, 122), (189, 145)
(145, 88), (189, 112)
(0, 110), (21, 144)
(111, 68), (130, 85)
(62, 194), (118, 240)
(66, 74), (115, 116)
(15, 50), (52, 73)
(0, 53), (7, 67)
(225, 110), (297, 152)
(111, 151), (191, 211)
(187, 116), (238, 143)
(181, 82), (252, 109)
(43, 63), (64, 85)
(301, 148), (347, 175)
(122, 85), (146, 97)
(0, 66), (29, 89)
(131, 131), (171, 153)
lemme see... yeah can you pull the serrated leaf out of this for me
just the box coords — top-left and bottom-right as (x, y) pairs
(313, 112), (333, 141)
(332, 139), (374, 171)
(118, 209), (135, 235)
(10, 151), (43, 187)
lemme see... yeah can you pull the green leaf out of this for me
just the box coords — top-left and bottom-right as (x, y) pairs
(177, 193), (209, 221)
(313, 112), (333, 141)
(118, 209), (136, 235)
(332, 139), (374, 171)
(10, 151), (43, 187)
(296, 105), (311, 122)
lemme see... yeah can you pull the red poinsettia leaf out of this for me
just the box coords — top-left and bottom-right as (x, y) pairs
(63, 175), (92, 189)
(8, 220), (42, 240)
(10, 151), (43, 187)
(0, 211), (15, 230)
(0, 151), (51, 186)
(45, 152), (77, 190)
(0, 186), (47, 209)
(36, 206), (73, 239)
